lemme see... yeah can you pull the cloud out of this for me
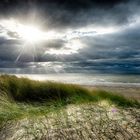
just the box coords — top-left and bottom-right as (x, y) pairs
(0, 0), (139, 30)
(0, 0), (140, 74)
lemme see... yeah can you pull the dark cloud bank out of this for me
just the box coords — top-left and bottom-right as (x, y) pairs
(0, 0), (140, 74)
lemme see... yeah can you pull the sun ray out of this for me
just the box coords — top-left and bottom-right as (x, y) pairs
(15, 44), (26, 62)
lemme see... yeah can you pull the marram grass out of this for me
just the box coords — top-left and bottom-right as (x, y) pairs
(0, 75), (139, 124)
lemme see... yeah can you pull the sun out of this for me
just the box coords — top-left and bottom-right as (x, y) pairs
(17, 25), (45, 43)
(18, 26), (42, 42)
(0, 19), (46, 43)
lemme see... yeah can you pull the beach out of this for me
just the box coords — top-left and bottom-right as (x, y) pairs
(84, 84), (140, 100)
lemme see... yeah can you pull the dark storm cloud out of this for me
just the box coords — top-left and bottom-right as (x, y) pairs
(43, 22), (140, 74)
(65, 59), (140, 74)
(35, 0), (140, 29)
(41, 39), (66, 50)
(0, 0), (139, 29)
(7, 31), (20, 38)
(0, 0), (130, 14)
(0, 38), (21, 46)
(0, 0), (140, 74)
(79, 24), (140, 60)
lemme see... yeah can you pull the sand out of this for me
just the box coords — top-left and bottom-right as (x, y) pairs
(84, 84), (140, 100)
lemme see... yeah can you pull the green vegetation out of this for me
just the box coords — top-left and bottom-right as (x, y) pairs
(92, 90), (140, 108)
(0, 75), (139, 125)
(0, 75), (93, 103)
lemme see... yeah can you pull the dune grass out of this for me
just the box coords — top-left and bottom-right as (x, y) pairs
(92, 90), (140, 108)
(0, 75), (139, 125)
(0, 75), (93, 103)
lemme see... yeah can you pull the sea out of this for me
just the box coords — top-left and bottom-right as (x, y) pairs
(13, 73), (140, 87)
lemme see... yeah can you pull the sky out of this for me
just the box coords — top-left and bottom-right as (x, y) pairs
(0, 0), (140, 74)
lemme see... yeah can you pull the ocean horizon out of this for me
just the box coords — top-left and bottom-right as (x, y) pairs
(8, 73), (140, 86)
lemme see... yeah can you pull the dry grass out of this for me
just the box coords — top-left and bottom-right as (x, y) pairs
(0, 104), (140, 140)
